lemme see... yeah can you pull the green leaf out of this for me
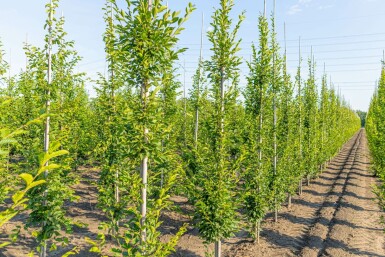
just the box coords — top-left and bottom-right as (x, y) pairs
(26, 180), (45, 191)
(11, 191), (25, 204)
(0, 241), (11, 248)
(19, 173), (34, 186)
(38, 164), (61, 175)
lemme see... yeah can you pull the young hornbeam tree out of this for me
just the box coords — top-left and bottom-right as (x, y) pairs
(0, 40), (11, 204)
(295, 38), (305, 196)
(104, 0), (194, 255)
(95, 1), (129, 235)
(52, 13), (90, 171)
(367, 61), (385, 211)
(183, 52), (209, 198)
(23, 1), (80, 255)
(243, 3), (271, 243)
(190, 55), (207, 147)
(303, 54), (319, 184)
(367, 60), (385, 178)
(194, 1), (244, 256)
(193, 13), (205, 148)
(277, 23), (296, 209)
(328, 85), (338, 154)
(319, 65), (330, 170)
(269, 0), (286, 223)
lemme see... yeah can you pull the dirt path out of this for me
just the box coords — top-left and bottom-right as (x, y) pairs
(1, 130), (384, 256)
(224, 129), (385, 257)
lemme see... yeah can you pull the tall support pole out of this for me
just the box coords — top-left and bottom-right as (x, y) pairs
(259, 0), (267, 165)
(272, 0), (278, 223)
(284, 22), (292, 208)
(194, 13), (204, 148)
(41, 1), (53, 257)
(140, 0), (152, 246)
(311, 49), (316, 186)
(184, 58), (187, 145)
(220, 66), (225, 134)
(264, 0), (267, 17)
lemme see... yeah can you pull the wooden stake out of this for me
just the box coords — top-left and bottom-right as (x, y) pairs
(41, 1), (53, 256)
(298, 36), (303, 196)
(140, 0), (152, 245)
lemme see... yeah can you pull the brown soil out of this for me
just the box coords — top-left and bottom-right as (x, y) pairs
(1, 129), (384, 257)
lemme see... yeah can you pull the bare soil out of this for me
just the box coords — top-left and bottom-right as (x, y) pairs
(1, 129), (384, 257)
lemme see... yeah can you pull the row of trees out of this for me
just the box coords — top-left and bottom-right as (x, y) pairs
(366, 60), (385, 216)
(0, 0), (361, 256)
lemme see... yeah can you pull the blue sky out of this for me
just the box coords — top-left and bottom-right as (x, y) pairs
(1, 0), (385, 111)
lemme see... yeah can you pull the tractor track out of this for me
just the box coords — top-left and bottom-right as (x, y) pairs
(299, 130), (363, 256)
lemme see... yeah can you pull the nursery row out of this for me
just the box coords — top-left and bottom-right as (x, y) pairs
(366, 60), (385, 217)
(0, 0), (361, 256)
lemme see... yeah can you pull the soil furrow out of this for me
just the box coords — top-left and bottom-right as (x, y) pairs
(300, 131), (363, 257)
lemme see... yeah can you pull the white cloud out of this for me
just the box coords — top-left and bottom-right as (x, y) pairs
(318, 4), (334, 10)
(287, 0), (315, 15)
(288, 4), (302, 15)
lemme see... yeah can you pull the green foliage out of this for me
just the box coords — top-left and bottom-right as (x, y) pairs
(243, 14), (273, 237)
(89, 0), (195, 255)
(193, 0), (244, 247)
(367, 62), (385, 216)
(356, 110), (367, 127)
(0, 126), (68, 250)
(303, 58), (319, 180)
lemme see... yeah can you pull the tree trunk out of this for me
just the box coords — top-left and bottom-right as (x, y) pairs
(288, 193), (292, 208)
(298, 179), (302, 195)
(215, 240), (221, 257)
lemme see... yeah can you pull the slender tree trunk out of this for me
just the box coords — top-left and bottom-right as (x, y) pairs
(215, 241), (221, 257)
(273, 80), (277, 222)
(288, 193), (292, 208)
(256, 220), (261, 244)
